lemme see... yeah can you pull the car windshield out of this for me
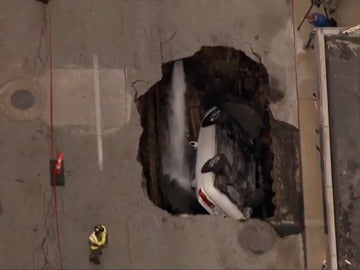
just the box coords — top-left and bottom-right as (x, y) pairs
(214, 125), (250, 207)
(217, 125), (247, 179)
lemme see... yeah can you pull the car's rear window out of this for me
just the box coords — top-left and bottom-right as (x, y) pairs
(215, 125), (247, 187)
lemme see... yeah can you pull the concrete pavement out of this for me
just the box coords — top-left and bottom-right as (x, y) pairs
(292, 1), (327, 268)
(0, 0), (306, 269)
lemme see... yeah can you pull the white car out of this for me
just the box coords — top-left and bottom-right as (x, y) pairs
(192, 104), (264, 220)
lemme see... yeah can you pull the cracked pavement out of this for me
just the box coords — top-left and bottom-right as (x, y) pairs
(159, 31), (177, 64)
(34, 4), (49, 70)
(246, 42), (262, 63)
(0, 0), (304, 269)
(130, 80), (148, 100)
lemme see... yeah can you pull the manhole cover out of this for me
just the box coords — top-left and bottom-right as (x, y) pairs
(10, 89), (35, 110)
(0, 78), (46, 121)
(239, 220), (277, 254)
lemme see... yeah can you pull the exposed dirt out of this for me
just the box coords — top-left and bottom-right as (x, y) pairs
(137, 46), (303, 236)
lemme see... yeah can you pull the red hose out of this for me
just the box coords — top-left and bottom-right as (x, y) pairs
(49, 5), (64, 270)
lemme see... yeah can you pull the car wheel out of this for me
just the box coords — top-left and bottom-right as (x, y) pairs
(223, 103), (263, 139)
(201, 153), (229, 175)
(201, 107), (222, 127)
(244, 189), (265, 208)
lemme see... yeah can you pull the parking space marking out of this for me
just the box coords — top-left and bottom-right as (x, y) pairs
(124, 68), (132, 123)
(93, 54), (104, 170)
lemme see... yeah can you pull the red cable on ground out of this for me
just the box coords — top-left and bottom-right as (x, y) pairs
(48, 5), (64, 270)
(49, 14), (54, 156)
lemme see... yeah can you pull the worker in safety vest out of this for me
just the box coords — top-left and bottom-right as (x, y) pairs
(88, 225), (108, 265)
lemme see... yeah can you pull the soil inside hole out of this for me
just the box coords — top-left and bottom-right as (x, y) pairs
(137, 46), (303, 236)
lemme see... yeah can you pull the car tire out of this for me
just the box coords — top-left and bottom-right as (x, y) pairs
(244, 189), (265, 208)
(201, 153), (229, 175)
(223, 103), (263, 139)
(201, 107), (222, 127)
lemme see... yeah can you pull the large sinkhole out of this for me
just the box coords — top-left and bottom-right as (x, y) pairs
(137, 46), (303, 236)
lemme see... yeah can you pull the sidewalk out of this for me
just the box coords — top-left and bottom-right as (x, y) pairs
(292, 0), (360, 269)
(292, 1), (329, 268)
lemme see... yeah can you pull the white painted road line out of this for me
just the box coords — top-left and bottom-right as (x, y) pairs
(124, 68), (132, 123)
(93, 54), (104, 170)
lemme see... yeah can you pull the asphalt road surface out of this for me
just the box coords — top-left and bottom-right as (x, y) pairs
(0, 1), (304, 269)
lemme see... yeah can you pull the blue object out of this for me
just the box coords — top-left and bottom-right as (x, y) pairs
(311, 13), (334, 27)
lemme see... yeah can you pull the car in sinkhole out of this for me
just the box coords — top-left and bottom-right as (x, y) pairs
(190, 103), (265, 220)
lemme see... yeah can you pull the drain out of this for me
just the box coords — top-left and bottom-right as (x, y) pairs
(239, 220), (277, 254)
(0, 78), (46, 121)
(10, 89), (35, 110)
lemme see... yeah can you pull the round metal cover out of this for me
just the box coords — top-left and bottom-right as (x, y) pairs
(0, 78), (46, 121)
(10, 89), (35, 110)
(239, 219), (277, 254)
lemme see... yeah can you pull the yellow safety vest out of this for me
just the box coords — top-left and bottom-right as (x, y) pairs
(89, 225), (107, 250)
